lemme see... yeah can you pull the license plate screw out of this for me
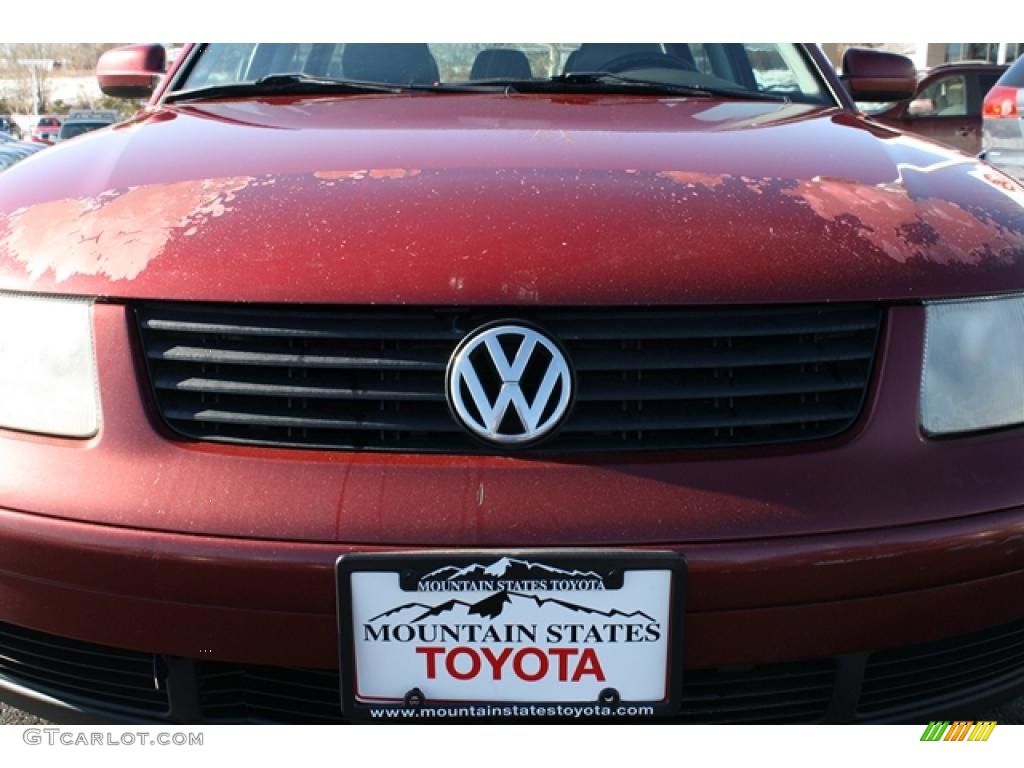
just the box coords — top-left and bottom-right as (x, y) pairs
(403, 687), (427, 708)
(598, 687), (621, 707)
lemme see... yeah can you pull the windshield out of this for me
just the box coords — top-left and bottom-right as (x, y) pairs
(174, 43), (832, 104)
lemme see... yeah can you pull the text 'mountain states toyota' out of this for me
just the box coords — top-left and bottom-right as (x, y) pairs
(0, 43), (1023, 724)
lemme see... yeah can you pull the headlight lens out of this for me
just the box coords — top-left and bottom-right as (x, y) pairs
(0, 293), (99, 438)
(921, 294), (1024, 436)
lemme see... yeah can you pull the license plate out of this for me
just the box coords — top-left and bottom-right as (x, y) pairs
(337, 550), (685, 721)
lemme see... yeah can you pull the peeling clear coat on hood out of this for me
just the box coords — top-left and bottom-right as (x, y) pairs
(0, 94), (1022, 304)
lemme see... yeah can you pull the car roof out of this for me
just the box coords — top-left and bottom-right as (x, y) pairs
(926, 61), (1008, 73)
(995, 55), (1024, 83)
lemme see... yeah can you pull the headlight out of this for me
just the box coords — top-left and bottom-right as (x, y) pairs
(921, 294), (1024, 436)
(0, 292), (99, 438)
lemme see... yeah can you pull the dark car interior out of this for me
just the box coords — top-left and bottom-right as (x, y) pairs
(178, 43), (830, 105)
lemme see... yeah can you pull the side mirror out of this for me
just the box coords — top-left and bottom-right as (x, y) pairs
(97, 44), (166, 99)
(841, 48), (917, 102)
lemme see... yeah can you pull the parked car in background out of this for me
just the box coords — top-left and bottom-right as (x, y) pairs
(0, 141), (43, 172)
(0, 117), (22, 141)
(1, 43), (1024, 726)
(55, 110), (118, 143)
(982, 55), (1024, 180)
(0, 133), (45, 156)
(864, 62), (1007, 154)
(0, 151), (22, 173)
(30, 116), (62, 145)
(0, 141), (44, 158)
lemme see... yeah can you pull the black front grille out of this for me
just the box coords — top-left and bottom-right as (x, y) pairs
(4, 619), (1024, 723)
(858, 619), (1024, 718)
(0, 622), (168, 715)
(194, 659), (833, 724)
(679, 659), (835, 724)
(198, 663), (341, 723)
(135, 303), (882, 454)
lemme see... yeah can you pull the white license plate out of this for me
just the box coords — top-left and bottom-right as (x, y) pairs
(337, 551), (685, 720)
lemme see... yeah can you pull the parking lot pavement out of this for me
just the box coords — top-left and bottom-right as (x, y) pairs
(0, 702), (48, 724)
(981, 695), (1024, 723)
(2, 695), (1022, 725)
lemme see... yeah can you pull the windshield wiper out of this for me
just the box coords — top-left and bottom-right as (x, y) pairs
(165, 73), (403, 103)
(165, 71), (790, 103)
(441, 72), (790, 102)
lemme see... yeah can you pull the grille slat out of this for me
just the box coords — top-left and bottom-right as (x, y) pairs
(153, 372), (445, 401)
(677, 660), (835, 724)
(142, 307), (878, 342)
(0, 622), (168, 714)
(0, 626), (154, 666)
(679, 695), (832, 720)
(198, 663), (341, 723)
(679, 685), (832, 705)
(859, 651), (1024, 711)
(142, 312), (458, 341)
(680, 673), (834, 695)
(545, 310), (881, 340)
(571, 337), (876, 372)
(865, 626), (1024, 671)
(146, 341), (449, 371)
(864, 636), (1024, 681)
(163, 406), (463, 432)
(576, 369), (868, 401)
(0, 651), (157, 697)
(0, 636), (154, 682)
(858, 619), (1024, 718)
(564, 403), (859, 432)
(0, 666), (167, 711)
(136, 303), (882, 454)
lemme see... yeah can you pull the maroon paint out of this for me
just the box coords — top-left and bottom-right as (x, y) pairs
(0, 503), (1021, 668)
(0, 46), (1022, 678)
(1, 97), (1023, 304)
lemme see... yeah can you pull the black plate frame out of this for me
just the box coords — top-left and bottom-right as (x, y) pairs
(336, 549), (686, 722)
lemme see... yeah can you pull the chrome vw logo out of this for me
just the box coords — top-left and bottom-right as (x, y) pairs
(447, 324), (573, 445)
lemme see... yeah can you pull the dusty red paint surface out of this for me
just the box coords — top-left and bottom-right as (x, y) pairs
(3, 177), (252, 281)
(0, 80), (1023, 705)
(1, 96), (1022, 303)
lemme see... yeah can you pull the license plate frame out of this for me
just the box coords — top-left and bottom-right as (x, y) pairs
(336, 549), (685, 722)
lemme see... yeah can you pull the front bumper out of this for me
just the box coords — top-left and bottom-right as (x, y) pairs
(1, 501), (1023, 723)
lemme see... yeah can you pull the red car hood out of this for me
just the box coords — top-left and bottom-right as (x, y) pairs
(1, 93), (1023, 304)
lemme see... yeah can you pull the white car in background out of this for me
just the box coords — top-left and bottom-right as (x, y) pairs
(982, 55), (1024, 180)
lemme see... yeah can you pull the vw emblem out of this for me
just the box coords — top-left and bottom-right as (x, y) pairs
(447, 323), (574, 445)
